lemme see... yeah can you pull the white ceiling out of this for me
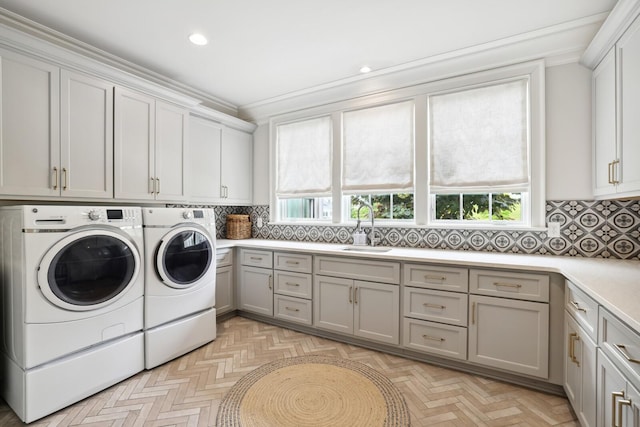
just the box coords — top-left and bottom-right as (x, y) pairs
(0, 0), (616, 111)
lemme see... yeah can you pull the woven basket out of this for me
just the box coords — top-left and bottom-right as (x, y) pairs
(226, 214), (252, 239)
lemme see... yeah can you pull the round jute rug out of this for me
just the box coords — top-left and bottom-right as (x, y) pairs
(216, 355), (410, 427)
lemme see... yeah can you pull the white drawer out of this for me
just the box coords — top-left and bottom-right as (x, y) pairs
(274, 252), (312, 274)
(565, 280), (598, 341)
(314, 256), (400, 284)
(274, 295), (312, 325)
(403, 264), (468, 292)
(403, 288), (468, 327)
(274, 271), (312, 299)
(470, 269), (549, 302)
(403, 317), (467, 361)
(216, 248), (233, 267)
(240, 249), (273, 268)
(600, 308), (640, 385)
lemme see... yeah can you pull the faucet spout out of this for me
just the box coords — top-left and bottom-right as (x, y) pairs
(355, 197), (376, 247)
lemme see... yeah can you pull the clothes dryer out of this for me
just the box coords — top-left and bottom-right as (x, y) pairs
(142, 207), (217, 369)
(0, 205), (145, 423)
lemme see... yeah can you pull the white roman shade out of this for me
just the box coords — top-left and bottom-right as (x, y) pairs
(429, 79), (529, 193)
(276, 116), (332, 198)
(342, 101), (414, 194)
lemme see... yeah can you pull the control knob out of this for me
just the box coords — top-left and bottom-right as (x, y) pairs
(88, 210), (102, 221)
(182, 211), (193, 220)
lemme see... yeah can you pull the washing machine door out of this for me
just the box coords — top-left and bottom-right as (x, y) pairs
(156, 225), (214, 289)
(37, 228), (141, 311)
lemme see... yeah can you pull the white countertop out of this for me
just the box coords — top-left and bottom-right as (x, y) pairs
(217, 238), (640, 334)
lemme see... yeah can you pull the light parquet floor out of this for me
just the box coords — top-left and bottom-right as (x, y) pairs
(0, 316), (578, 426)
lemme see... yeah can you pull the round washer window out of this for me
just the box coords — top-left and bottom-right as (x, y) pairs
(161, 230), (212, 286)
(47, 235), (136, 306)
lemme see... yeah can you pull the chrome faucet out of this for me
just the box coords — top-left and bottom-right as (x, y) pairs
(355, 197), (377, 247)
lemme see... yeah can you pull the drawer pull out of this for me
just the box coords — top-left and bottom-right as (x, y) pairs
(285, 306), (300, 312)
(285, 282), (301, 287)
(493, 282), (522, 289)
(618, 399), (632, 427)
(422, 334), (445, 342)
(570, 301), (587, 313)
(423, 303), (446, 310)
(424, 275), (446, 281)
(615, 344), (640, 364)
(285, 260), (300, 265)
(612, 391), (625, 427)
(250, 257), (263, 261)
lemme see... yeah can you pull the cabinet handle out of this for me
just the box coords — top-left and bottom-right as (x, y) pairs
(422, 334), (445, 342)
(285, 306), (300, 312)
(493, 282), (522, 289)
(471, 301), (476, 325)
(150, 177), (155, 194)
(569, 333), (580, 367)
(156, 177), (160, 194)
(268, 274), (272, 290)
(612, 391), (625, 427)
(52, 167), (58, 190)
(618, 399), (632, 427)
(608, 161), (613, 184)
(285, 282), (300, 287)
(424, 275), (446, 281)
(285, 260), (300, 265)
(615, 344), (640, 364)
(570, 301), (587, 313)
(250, 257), (263, 261)
(354, 287), (358, 304)
(423, 303), (446, 310)
(62, 168), (68, 190)
(612, 159), (620, 185)
(349, 286), (353, 304)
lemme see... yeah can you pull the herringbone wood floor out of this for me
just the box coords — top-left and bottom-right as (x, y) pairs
(0, 316), (578, 426)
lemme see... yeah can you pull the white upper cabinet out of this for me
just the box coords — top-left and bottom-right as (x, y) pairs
(114, 87), (188, 202)
(221, 126), (253, 205)
(60, 70), (114, 199)
(187, 116), (222, 203)
(590, 13), (640, 199)
(187, 116), (253, 204)
(0, 50), (113, 199)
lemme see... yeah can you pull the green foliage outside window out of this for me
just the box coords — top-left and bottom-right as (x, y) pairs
(434, 193), (521, 221)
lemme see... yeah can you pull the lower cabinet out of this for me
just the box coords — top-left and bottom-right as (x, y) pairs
(467, 294), (549, 378)
(239, 265), (273, 316)
(314, 275), (399, 345)
(597, 349), (640, 427)
(215, 248), (234, 316)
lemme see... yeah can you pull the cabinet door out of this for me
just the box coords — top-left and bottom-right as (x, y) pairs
(188, 116), (222, 202)
(617, 15), (640, 196)
(221, 127), (252, 204)
(215, 265), (234, 315)
(155, 101), (188, 201)
(0, 51), (59, 196)
(593, 48), (617, 197)
(60, 70), (113, 199)
(597, 349), (629, 427)
(564, 313), (597, 427)
(313, 275), (353, 335)
(564, 314), (581, 410)
(239, 266), (272, 316)
(114, 87), (155, 200)
(354, 280), (399, 345)
(468, 295), (549, 378)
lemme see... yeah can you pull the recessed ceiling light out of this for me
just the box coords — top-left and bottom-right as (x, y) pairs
(360, 66), (372, 73)
(189, 33), (208, 46)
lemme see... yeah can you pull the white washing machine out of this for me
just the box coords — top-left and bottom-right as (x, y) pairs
(142, 207), (217, 369)
(0, 205), (145, 423)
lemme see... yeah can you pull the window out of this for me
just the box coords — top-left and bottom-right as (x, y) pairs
(275, 116), (332, 220)
(428, 78), (531, 226)
(346, 193), (414, 221)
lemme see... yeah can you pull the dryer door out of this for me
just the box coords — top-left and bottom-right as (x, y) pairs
(38, 229), (141, 311)
(156, 225), (214, 289)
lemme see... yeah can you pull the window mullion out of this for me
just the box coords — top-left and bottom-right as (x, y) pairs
(414, 94), (428, 225)
(331, 111), (342, 224)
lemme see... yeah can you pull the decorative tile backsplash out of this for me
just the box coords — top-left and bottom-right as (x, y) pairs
(201, 200), (640, 260)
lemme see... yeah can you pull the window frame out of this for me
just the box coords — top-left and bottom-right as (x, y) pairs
(269, 59), (545, 229)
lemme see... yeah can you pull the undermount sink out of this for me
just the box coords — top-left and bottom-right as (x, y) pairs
(342, 246), (392, 253)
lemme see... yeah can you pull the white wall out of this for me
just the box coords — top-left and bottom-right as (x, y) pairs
(252, 61), (595, 205)
(545, 62), (593, 200)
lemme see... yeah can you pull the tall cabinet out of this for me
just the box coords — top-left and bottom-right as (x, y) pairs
(0, 50), (113, 198)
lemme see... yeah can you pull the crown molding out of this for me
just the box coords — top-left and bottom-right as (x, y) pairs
(238, 13), (607, 122)
(0, 7), (240, 117)
(580, 0), (640, 68)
